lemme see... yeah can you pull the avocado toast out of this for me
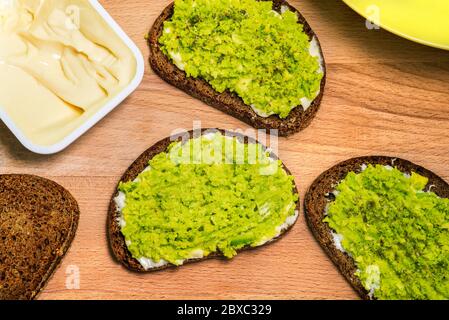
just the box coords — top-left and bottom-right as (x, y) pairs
(0, 175), (79, 300)
(108, 129), (300, 272)
(148, 0), (326, 136)
(304, 156), (449, 300)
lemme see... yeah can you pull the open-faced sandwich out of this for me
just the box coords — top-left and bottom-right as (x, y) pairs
(108, 129), (300, 272)
(148, 0), (326, 136)
(305, 156), (449, 300)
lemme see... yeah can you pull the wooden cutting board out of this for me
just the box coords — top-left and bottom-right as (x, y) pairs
(1, 0), (448, 300)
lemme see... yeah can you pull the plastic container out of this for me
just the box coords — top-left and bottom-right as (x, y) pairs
(0, 0), (145, 154)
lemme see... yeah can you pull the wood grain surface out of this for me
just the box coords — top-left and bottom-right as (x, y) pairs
(1, 0), (449, 300)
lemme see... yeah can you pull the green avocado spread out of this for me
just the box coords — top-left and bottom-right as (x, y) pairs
(159, 0), (323, 118)
(118, 133), (298, 266)
(324, 164), (449, 300)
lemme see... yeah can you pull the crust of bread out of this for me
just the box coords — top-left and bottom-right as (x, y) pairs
(148, 0), (326, 137)
(0, 175), (79, 300)
(108, 129), (300, 272)
(304, 156), (449, 300)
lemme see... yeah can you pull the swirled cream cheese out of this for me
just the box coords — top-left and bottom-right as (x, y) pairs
(0, 0), (136, 146)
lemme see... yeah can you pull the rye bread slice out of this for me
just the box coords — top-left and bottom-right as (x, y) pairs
(108, 128), (300, 272)
(304, 156), (449, 300)
(148, 0), (326, 137)
(0, 175), (79, 300)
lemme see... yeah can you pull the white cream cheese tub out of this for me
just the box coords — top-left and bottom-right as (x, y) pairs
(0, 0), (145, 154)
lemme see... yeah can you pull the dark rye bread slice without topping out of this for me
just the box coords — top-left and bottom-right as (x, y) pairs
(0, 175), (79, 300)
(304, 156), (449, 300)
(108, 129), (300, 272)
(148, 0), (326, 137)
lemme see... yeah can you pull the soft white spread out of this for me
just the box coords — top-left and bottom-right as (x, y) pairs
(133, 166), (152, 182)
(364, 264), (381, 299)
(250, 105), (273, 117)
(271, 10), (281, 17)
(136, 249), (204, 271)
(276, 208), (299, 234)
(189, 249), (205, 259)
(256, 205), (299, 247)
(309, 37), (324, 74)
(331, 232), (346, 253)
(299, 97), (313, 110)
(202, 131), (219, 140)
(324, 202), (330, 216)
(138, 257), (169, 270)
(114, 191), (127, 228)
(169, 51), (185, 70)
(258, 202), (271, 217)
(115, 191), (126, 211)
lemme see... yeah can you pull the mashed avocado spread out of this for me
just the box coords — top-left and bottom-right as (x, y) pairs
(118, 132), (298, 267)
(159, 0), (323, 118)
(325, 165), (449, 300)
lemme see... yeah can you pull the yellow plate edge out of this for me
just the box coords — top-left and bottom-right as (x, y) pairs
(342, 0), (449, 51)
